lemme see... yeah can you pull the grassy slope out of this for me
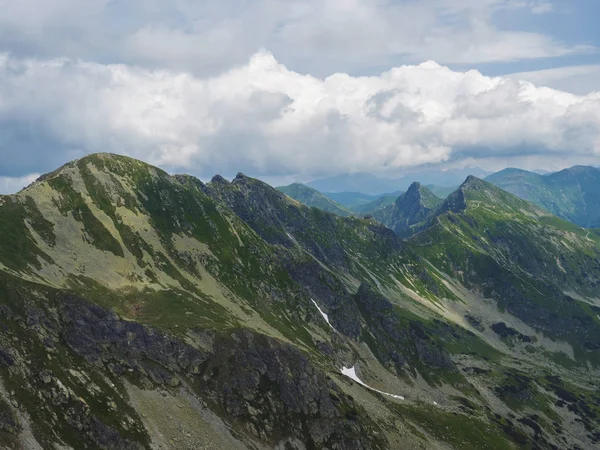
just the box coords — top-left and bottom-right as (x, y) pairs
(350, 195), (397, 214)
(1, 155), (599, 449)
(486, 166), (600, 228)
(277, 183), (353, 216)
(409, 177), (600, 360)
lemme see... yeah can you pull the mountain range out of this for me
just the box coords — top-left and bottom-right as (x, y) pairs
(485, 166), (600, 228)
(1, 153), (599, 449)
(276, 183), (353, 217)
(280, 165), (600, 230)
(306, 167), (491, 195)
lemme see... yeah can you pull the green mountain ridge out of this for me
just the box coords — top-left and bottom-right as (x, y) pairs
(351, 195), (398, 214)
(485, 165), (600, 228)
(276, 183), (352, 216)
(0, 153), (599, 449)
(323, 191), (384, 208)
(410, 176), (600, 354)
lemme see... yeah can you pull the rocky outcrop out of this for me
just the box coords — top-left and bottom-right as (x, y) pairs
(198, 330), (384, 449)
(284, 258), (362, 338)
(355, 283), (456, 376)
(2, 289), (385, 449)
(372, 182), (442, 237)
(59, 293), (208, 380)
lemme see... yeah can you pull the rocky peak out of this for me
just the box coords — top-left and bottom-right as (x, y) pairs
(373, 182), (442, 236)
(460, 175), (486, 190)
(210, 174), (230, 185)
(406, 181), (422, 192)
(396, 182), (422, 205)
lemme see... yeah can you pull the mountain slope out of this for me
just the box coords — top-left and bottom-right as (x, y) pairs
(350, 195), (398, 214)
(0, 154), (599, 449)
(322, 191), (383, 208)
(424, 184), (456, 199)
(276, 183), (352, 216)
(410, 176), (600, 358)
(486, 166), (600, 227)
(372, 182), (442, 236)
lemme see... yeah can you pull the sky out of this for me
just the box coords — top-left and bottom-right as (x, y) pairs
(0, 0), (599, 192)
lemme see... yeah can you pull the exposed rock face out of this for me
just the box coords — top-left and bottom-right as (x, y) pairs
(284, 259), (362, 338)
(0, 398), (19, 434)
(355, 283), (456, 376)
(60, 293), (208, 380)
(372, 182), (442, 236)
(198, 330), (383, 449)
(1, 285), (384, 449)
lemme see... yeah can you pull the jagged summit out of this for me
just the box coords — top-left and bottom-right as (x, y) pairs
(406, 181), (421, 190)
(459, 174), (485, 189)
(210, 174), (230, 184)
(373, 182), (442, 236)
(433, 174), (547, 220)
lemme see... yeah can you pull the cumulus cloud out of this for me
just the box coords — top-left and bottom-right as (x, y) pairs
(0, 51), (599, 179)
(508, 65), (600, 95)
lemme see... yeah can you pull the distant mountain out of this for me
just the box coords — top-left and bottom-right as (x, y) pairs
(277, 184), (399, 217)
(424, 184), (456, 199)
(307, 172), (399, 195)
(350, 195), (398, 214)
(485, 165), (600, 228)
(308, 167), (490, 195)
(410, 175), (600, 354)
(276, 183), (352, 216)
(372, 182), (442, 236)
(323, 191), (383, 208)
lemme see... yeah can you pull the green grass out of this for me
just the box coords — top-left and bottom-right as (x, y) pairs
(395, 403), (520, 450)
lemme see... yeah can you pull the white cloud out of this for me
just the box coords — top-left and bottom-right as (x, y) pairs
(0, 174), (40, 194)
(508, 65), (600, 95)
(529, 1), (554, 14)
(0, 0), (589, 76)
(0, 51), (599, 179)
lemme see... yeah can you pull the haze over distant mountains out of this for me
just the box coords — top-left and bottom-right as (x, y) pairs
(280, 165), (600, 230)
(485, 166), (600, 228)
(306, 167), (491, 195)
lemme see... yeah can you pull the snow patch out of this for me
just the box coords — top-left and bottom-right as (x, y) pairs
(311, 299), (335, 330)
(340, 366), (404, 400)
(555, 256), (566, 273)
